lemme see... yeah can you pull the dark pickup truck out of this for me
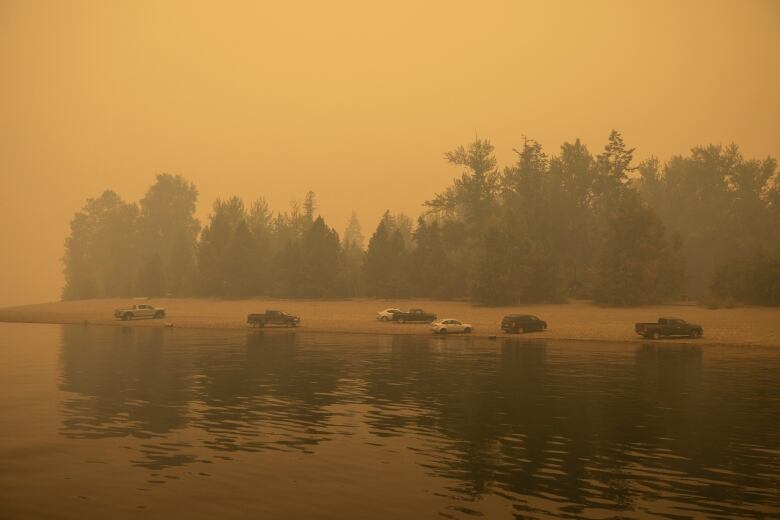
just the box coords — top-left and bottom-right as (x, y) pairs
(393, 308), (437, 323)
(635, 317), (703, 339)
(247, 310), (301, 328)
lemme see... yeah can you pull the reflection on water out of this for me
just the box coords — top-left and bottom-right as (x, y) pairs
(2, 324), (779, 518)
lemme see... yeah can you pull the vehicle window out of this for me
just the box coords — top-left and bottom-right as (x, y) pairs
(452, 320), (461, 325)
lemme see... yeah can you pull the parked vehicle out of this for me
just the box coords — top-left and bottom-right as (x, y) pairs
(114, 304), (166, 321)
(247, 310), (301, 328)
(501, 314), (547, 334)
(393, 308), (437, 323)
(376, 308), (403, 321)
(635, 317), (703, 339)
(430, 319), (473, 334)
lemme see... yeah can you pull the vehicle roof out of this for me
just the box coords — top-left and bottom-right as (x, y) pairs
(504, 314), (537, 319)
(659, 317), (683, 320)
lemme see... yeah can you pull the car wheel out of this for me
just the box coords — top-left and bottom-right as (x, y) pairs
(651, 331), (660, 340)
(690, 329), (700, 338)
(464, 327), (472, 333)
(154, 311), (163, 319)
(399, 318), (405, 324)
(380, 316), (389, 321)
(440, 328), (447, 334)
(122, 313), (131, 321)
(516, 327), (524, 334)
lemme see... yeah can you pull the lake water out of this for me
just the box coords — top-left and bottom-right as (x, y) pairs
(0, 323), (778, 519)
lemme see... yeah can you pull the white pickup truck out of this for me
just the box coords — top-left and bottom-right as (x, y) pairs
(114, 304), (166, 321)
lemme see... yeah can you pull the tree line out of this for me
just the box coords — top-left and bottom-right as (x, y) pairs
(62, 132), (780, 306)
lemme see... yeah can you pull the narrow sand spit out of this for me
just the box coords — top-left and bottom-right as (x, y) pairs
(1, 298), (779, 347)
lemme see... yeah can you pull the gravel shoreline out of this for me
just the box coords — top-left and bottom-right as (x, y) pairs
(1, 297), (779, 347)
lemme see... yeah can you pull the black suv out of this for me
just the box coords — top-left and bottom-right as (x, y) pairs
(501, 314), (547, 334)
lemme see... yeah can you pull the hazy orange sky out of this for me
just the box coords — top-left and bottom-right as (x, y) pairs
(1, 0), (778, 307)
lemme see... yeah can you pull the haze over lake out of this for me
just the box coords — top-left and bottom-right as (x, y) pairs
(1, 323), (778, 519)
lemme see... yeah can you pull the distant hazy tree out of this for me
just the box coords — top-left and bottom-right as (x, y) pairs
(168, 230), (197, 295)
(594, 130), (635, 196)
(546, 139), (598, 297)
(340, 211), (365, 295)
(393, 213), (415, 251)
(303, 191), (317, 225)
(223, 220), (255, 297)
(363, 219), (410, 297)
(711, 247), (780, 306)
(243, 198), (274, 294)
(471, 211), (532, 305)
(377, 211), (414, 251)
(343, 211), (364, 250)
(593, 190), (681, 305)
(410, 217), (449, 297)
(136, 253), (166, 297)
(636, 144), (778, 297)
(270, 236), (303, 297)
(300, 216), (342, 296)
(426, 138), (501, 233)
(197, 197), (246, 296)
(62, 190), (138, 299)
(501, 137), (566, 302)
(341, 240), (365, 296)
(137, 174), (200, 296)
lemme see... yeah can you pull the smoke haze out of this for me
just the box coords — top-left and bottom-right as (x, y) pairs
(1, 0), (779, 306)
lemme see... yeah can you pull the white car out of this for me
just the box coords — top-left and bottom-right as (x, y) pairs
(430, 319), (473, 334)
(376, 308), (403, 321)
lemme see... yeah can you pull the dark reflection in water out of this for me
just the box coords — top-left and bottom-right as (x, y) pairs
(53, 326), (780, 518)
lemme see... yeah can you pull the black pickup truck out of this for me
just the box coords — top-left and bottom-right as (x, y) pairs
(247, 310), (301, 328)
(392, 308), (437, 323)
(635, 317), (703, 339)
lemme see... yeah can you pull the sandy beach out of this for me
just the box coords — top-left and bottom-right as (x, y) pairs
(1, 297), (779, 347)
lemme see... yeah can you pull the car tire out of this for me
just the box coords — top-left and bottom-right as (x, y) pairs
(690, 329), (700, 338)
(516, 327), (524, 334)
(380, 316), (389, 322)
(651, 331), (660, 340)
(441, 328), (447, 334)
(122, 313), (131, 321)
(154, 311), (163, 319)
(464, 327), (472, 333)
(399, 318), (405, 324)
